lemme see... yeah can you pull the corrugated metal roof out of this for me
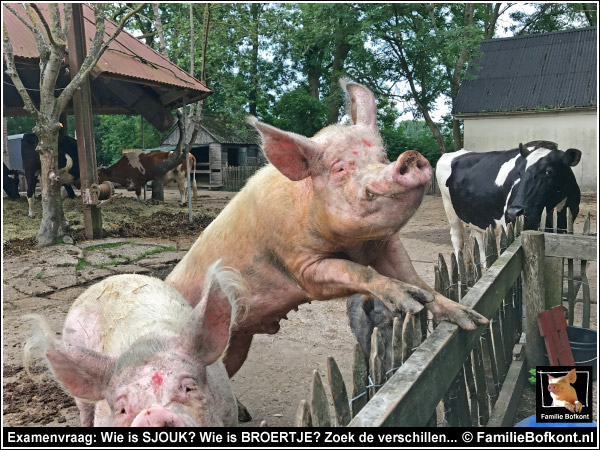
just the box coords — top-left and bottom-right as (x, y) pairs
(453, 27), (597, 115)
(2, 3), (210, 96)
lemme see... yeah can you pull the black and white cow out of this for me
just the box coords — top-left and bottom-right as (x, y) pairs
(21, 133), (80, 218)
(3, 163), (21, 199)
(436, 140), (581, 265)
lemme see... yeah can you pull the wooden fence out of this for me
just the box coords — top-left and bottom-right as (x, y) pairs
(425, 168), (438, 196)
(223, 165), (260, 191)
(297, 207), (595, 427)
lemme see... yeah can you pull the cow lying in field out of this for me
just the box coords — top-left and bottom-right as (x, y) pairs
(98, 150), (198, 204)
(21, 133), (80, 218)
(436, 140), (581, 265)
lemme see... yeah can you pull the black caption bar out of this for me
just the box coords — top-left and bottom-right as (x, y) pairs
(3, 427), (598, 448)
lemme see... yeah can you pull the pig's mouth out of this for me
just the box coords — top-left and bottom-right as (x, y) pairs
(364, 185), (424, 201)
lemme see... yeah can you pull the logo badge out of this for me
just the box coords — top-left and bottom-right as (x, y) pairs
(536, 366), (593, 423)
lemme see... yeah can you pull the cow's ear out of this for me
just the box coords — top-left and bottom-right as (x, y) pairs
(563, 149), (581, 167)
(519, 143), (530, 158)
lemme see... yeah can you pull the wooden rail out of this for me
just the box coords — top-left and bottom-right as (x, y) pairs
(348, 239), (524, 427)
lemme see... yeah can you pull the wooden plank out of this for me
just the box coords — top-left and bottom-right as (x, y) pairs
(486, 226), (498, 267)
(473, 340), (490, 425)
(583, 212), (591, 235)
(538, 306), (575, 366)
(522, 231), (546, 368)
(327, 356), (351, 426)
(310, 370), (331, 427)
(499, 227), (508, 254)
(351, 343), (368, 417)
(391, 317), (402, 377)
(454, 366), (471, 427)
(543, 233), (597, 261)
(349, 239), (524, 427)
(472, 239), (482, 282)
(295, 399), (312, 427)
(582, 262), (591, 329)
(491, 308), (508, 384)
(567, 208), (574, 234)
(482, 327), (499, 407)
(450, 254), (459, 302)
(540, 208), (547, 233)
(567, 258), (575, 326)
(401, 315), (420, 362)
(544, 257), (564, 309)
(486, 351), (528, 427)
(464, 355), (479, 426)
(369, 328), (385, 398)
(457, 250), (468, 299)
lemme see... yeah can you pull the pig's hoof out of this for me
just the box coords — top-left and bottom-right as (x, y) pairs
(428, 295), (489, 330)
(237, 399), (252, 422)
(574, 401), (583, 413)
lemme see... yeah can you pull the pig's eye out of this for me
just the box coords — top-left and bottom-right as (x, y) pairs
(186, 385), (198, 393)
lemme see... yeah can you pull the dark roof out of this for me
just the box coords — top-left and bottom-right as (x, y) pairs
(453, 27), (597, 115)
(200, 116), (259, 145)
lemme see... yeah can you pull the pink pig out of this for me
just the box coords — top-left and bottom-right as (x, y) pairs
(167, 80), (488, 377)
(24, 262), (245, 426)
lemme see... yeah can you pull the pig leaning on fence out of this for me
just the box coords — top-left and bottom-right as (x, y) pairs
(166, 80), (488, 378)
(23, 262), (245, 427)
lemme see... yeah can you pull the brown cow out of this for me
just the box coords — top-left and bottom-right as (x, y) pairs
(98, 151), (198, 203)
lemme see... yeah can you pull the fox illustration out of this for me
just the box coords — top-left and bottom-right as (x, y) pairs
(548, 368), (583, 413)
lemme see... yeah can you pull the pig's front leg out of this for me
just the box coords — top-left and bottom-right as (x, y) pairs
(298, 257), (434, 314)
(371, 238), (489, 330)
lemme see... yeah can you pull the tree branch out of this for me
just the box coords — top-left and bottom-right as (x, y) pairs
(29, 4), (57, 47)
(151, 4), (168, 58)
(2, 29), (40, 118)
(56, 3), (144, 113)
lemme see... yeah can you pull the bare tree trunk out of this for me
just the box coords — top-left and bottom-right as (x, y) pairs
(152, 4), (168, 58)
(36, 128), (67, 246)
(326, 40), (351, 124)
(248, 3), (260, 116)
(306, 49), (322, 100)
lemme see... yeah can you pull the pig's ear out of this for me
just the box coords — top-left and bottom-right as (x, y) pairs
(183, 261), (246, 366)
(341, 80), (377, 128)
(46, 343), (115, 401)
(567, 368), (577, 383)
(247, 116), (319, 181)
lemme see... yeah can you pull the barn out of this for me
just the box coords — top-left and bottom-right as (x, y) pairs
(159, 115), (263, 188)
(453, 27), (597, 193)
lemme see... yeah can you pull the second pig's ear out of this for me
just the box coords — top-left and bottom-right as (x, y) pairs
(567, 368), (577, 383)
(247, 117), (319, 181)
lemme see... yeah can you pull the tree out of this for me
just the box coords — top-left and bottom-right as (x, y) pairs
(509, 3), (596, 34)
(150, 4), (210, 202)
(3, 3), (142, 246)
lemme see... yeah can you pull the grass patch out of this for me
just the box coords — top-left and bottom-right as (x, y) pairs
(137, 245), (176, 260)
(57, 262), (75, 268)
(94, 256), (132, 269)
(83, 242), (127, 252)
(75, 258), (89, 271)
(34, 270), (46, 280)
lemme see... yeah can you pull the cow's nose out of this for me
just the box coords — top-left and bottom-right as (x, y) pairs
(394, 151), (432, 188)
(505, 206), (524, 223)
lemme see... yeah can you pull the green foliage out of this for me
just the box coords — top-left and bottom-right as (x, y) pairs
(381, 120), (452, 167)
(266, 88), (328, 137)
(529, 368), (537, 386)
(95, 115), (169, 166)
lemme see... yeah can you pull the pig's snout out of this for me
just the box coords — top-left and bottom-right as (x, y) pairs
(130, 407), (187, 427)
(548, 384), (557, 393)
(394, 151), (432, 188)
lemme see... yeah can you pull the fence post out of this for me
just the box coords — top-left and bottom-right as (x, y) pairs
(522, 231), (546, 368)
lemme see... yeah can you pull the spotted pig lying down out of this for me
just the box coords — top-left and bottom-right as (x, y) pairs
(24, 262), (246, 427)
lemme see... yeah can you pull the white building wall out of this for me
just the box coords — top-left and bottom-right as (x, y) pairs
(461, 110), (597, 193)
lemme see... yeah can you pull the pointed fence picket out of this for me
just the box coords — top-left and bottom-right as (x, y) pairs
(296, 207), (595, 428)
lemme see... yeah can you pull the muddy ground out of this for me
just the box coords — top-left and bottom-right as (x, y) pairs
(2, 187), (597, 427)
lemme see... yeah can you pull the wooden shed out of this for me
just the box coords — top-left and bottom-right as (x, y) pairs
(160, 115), (263, 187)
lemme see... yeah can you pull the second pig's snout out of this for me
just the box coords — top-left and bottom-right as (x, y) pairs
(394, 151), (432, 188)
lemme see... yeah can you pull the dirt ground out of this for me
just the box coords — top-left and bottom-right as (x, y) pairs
(2, 187), (597, 427)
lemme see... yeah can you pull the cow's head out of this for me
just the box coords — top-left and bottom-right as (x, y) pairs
(504, 141), (581, 230)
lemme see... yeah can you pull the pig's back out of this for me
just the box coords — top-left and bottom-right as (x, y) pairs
(63, 274), (191, 356)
